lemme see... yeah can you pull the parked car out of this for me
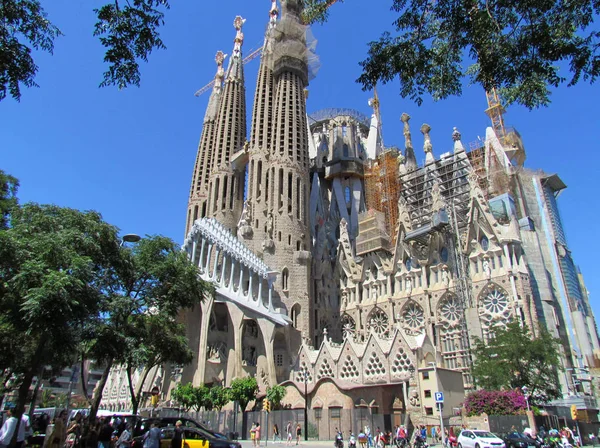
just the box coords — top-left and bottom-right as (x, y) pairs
(503, 432), (541, 448)
(133, 418), (227, 440)
(132, 426), (240, 448)
(458, 430), (506, 448)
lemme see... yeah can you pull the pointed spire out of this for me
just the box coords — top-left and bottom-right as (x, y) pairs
(452, 126), (465, 153)
(366, 97), (381, 159)
(204, 51), (226, 123)
(226, 16), (246, 81)
(401, 113), (417, 171)
(421, 123), (434, 165)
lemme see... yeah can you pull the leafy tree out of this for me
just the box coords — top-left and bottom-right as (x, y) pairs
(471, 322), (562, 404)
(0, 203), (122, 443)
(0, 170), (19, 229)
(81, 234), (213, 419)
(171, 382), (196, 412)
(208, 384), (230, 411)
(229, 377), (258, 412)
(193, 384), (211, 411)
(463, 389), (527, 416)
(266, 385), (287, 410)
(308, 0), (600, 109)
(1, 0), (169, 101)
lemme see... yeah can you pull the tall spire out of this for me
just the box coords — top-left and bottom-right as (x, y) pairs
(185, 51), (226, 237)
(401, 113), (417, 171)
(207, 15), (247, 230)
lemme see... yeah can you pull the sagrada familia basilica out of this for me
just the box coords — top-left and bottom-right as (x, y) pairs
(101, 0), (600, 419)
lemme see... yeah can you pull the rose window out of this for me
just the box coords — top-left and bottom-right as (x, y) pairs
(439, 296), (462, 323)
(483, 289), (508, 314)
(401, 302), (425, 335)
(341, 314), (356, 340)
(368, 310), (389, 335)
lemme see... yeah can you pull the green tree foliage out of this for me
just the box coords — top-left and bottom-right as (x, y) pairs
(207, 384), (230, 411)
(0, 170), (19, 229)
(307, 0), (600, 109)
(229, 376), (258, 412)
(471, 322), (562, 404)
(1, 0), (169, 101)
(171, 382), (197, 412)
(266, 385), (287, 410)
(0, 1), (62, 101)
(0, 203), (122, 436)
(82, 234), (213, 418)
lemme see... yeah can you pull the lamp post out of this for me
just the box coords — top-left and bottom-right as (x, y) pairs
(303, 370), (308, 441)
(428, 362), (445, 447)
(521, 386), (530, 412)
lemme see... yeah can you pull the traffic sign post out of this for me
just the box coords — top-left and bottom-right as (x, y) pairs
(435, 392), (445, 447)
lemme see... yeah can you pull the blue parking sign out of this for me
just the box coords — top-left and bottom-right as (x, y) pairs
(434, 392), (444, 403)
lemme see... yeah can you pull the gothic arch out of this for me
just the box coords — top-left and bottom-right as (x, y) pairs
(290, 303), (301, 328)
(399, 300), (425, 335)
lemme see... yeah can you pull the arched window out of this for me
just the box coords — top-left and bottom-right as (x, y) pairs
(343, 144), (349, 158)
(345, 186), (351, 204)
(291, 304), (301, 328)
(282, 268), (289, 290)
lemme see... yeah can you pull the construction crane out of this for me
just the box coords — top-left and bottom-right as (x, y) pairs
(194, 0), (339, 97)
(484, 87), (506, 139)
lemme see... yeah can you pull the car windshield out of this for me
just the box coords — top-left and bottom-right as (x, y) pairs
(474, 432), (496, 438)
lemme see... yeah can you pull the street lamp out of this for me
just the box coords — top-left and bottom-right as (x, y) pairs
(521, 386), (531, 412)
(121, 233), (141, 246)
(428, 362), (445, 447)
(303, 370), (308, 441)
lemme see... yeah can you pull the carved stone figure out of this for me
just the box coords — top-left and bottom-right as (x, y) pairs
(442, 267), (450, 288)
(401, 113), (413, 150)
(339, 217), (350, 244)
(239, 199), (252, 226)
(406, 277), (413, 295)
(430, 180), (445, 212)
(267, 212), (274, 239)
(483, 258), (492, 279)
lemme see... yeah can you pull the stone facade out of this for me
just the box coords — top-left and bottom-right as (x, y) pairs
(100, 0), (600, 416)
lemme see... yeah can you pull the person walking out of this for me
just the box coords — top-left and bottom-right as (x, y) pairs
(273, 424), (280, 443)
(255, 423), (262, 447)
(286, 422), (293, 446)
(143, 424), (162, 448)
(250, 423), (257, 448)
(116, 424), (132, 448)
(295, 423), (301, 445)
(0, 407), (18, 447)
(46, 410), (67, 448)
(366, 426), (372, 448)
(171, 421), (184, 448)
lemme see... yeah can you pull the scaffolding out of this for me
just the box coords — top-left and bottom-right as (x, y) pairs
(363, 148), (401, 247)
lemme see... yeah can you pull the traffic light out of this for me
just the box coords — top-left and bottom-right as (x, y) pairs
(263, 399), (271, 413)
(571, 404), (578, 420)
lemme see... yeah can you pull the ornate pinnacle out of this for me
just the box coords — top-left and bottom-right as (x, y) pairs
(452, 127), (461, 141)
(401, 113), (413, 150)
(232, 16), (246, 57)
(421, 123), (432, 154)
(215, 50), (226, 67)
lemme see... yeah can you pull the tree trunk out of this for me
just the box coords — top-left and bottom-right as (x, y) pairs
(28, 365), (45, 417)
(127, 363), (151, 416)
(80, 356), (93, 407)
(88, 357), (113, 423)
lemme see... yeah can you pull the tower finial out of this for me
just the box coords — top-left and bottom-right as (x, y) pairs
(401, 113), (417, 171)
(452, 126), (465, 153)
(421, 123), (434, 164)
(232, 16), (246, 59)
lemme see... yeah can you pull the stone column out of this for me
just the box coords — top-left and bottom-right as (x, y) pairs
(238, 265), (245, 293)
(248, 272), (254, 300)
(257, 319), (278, 386)
(257, 277), (263, 306)
(194, 294), (215, 385)
(225, 302), (245, 381)
(220, 254), (227, 285)
(229, 259), (236, 290)
(191, 238), (198, 265)
(203, 243), (213, 273)
(212, 248), (221, 280)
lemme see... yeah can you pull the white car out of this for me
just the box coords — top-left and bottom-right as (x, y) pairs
(458, 430), (506, 448)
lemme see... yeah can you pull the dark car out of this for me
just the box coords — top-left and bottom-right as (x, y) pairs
(503, 432), (540, 448)
(134, 418), (227, 441)
(132, 426), (239, 448)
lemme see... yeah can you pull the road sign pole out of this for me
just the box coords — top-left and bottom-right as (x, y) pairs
(438, 402), (445, 448)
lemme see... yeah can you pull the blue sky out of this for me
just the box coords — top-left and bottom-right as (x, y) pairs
(2, 1), (599, 320)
